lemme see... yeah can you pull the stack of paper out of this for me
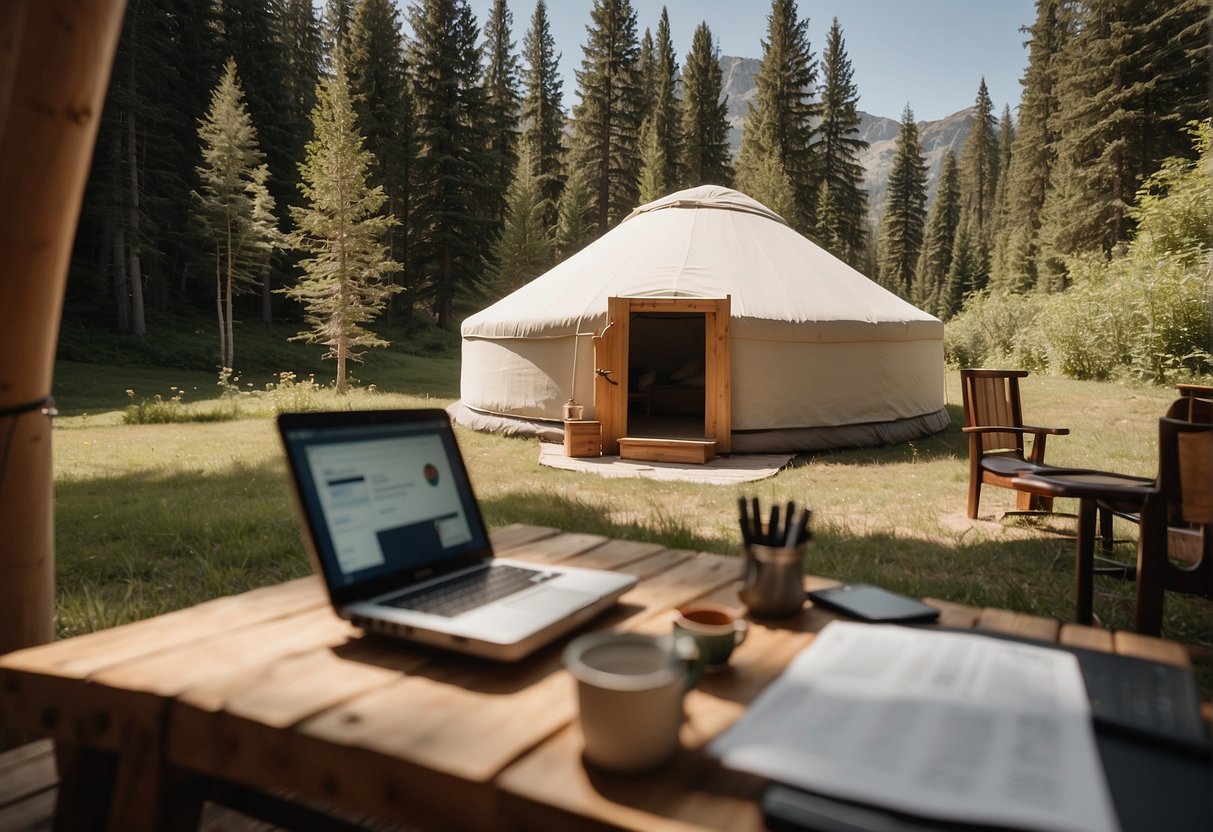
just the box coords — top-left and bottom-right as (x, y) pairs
(710, 623), (1120, 832)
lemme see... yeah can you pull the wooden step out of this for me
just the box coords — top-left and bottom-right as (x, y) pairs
(617, 437), (716, 464)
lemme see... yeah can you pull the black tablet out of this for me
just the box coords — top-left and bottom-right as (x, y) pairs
(807, 583), (940, 623)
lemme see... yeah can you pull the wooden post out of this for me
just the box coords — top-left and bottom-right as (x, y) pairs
(0, 0), (126, 654)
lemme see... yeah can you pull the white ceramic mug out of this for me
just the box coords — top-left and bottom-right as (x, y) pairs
(563, 631), (701, 773)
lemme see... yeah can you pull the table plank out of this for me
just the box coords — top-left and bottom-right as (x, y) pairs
(490, 523), (561, 553)
(975, 607), (1061, 642)
(1059, 624), (1116, 653)
(1112, 631), (1191, 666)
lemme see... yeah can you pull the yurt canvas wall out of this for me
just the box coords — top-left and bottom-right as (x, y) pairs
(454, 187), (948, 453)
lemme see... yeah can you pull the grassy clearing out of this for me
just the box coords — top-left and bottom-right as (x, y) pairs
(50, 359), (1210, 651)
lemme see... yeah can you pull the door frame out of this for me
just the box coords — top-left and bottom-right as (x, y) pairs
(593, 295), (731, 455)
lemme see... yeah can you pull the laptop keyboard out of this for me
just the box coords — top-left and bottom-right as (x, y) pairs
(383, 565), (551, 617)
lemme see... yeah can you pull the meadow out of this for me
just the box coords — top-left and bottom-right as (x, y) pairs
(49, 332), (1208, 653)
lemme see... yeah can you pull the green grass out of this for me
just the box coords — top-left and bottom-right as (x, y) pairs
(49, 338), (1210, 651)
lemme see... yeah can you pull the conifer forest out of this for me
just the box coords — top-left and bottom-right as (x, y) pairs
(69, 0), (1211, 385)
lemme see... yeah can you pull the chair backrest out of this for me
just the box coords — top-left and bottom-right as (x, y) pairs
(1156, 416), (1213, 589)
(1165, 393), (1213, 423)
(960, 369), (1028, 457)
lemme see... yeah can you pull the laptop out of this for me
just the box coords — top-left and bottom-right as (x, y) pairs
(277, 408), (637, 661)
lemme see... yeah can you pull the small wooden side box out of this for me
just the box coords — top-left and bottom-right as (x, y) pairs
(563, 420), (602, 458)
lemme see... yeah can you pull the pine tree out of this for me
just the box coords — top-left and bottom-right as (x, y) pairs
(877, 104), (928, 298)
(278, 0), (323, 199)
(637, 115), (668, 203)
(679, 22), (731, 188)
(814, 18), (867, 267)
(321, 0), (353, 68)
(992, 103), (1015, 229)
(940, 217), (986, 319)
(482, 0), (522, 231)
(650, 7), (682, 192)
(193, 58), (280, 371)
(488, 142), (553, 296)
(999, 0), (1068, 292)
(286, 63), (400, 394)
(914, 148), (959, 314)
(738, 118), (797, 221)
(957, 78), (999, 239)
(346, 0), (414, 322)
(408, 0), (491, 329)
(735, 0), (817, 234)
(554, 159), (597, 258)
(570, 0), (644, 233)
(521, 0), (565, 230)
(638, 27), (655, 121)
(1039, 0), (1210, 273)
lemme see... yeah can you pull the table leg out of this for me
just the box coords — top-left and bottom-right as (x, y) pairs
(1075, 498), (1096, 625)
(54, 741), (116, 831)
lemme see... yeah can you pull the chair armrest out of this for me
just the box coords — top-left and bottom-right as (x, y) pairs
(1019, 424), (1069, 436)
(961, 424), (1068, 436)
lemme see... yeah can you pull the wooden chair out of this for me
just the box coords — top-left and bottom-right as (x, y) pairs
(960, 369), (1070, 518)
(1133, 415), (1213, 635)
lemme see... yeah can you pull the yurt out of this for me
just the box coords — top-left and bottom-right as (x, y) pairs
(452, 186), (947, 456)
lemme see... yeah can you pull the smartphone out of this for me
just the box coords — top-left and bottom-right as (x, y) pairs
(807, 583), (940, 623)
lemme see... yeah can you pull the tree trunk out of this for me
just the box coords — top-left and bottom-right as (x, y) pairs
(336, 333), (347, 395)
(261, 270), (273, 323)
(225, 222), (234, 369)
(0, 0), (126, 656)
(215, 243), (226, 369)
(125, 23), (145, 337)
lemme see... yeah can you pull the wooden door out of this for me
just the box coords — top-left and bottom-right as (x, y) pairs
(595, 296), (731, 455)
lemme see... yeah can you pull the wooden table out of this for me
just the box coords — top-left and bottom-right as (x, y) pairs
(0, 526), (1202, 831)
(1013, 470), (1155, 625)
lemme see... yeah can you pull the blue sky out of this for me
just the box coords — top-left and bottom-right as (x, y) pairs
(457, 0), (1037, 123)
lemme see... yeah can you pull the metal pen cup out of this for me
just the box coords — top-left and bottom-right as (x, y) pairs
(738, 542), (807, 617)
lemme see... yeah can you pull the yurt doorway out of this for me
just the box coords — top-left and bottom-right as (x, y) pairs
(594, 296), (731, 461)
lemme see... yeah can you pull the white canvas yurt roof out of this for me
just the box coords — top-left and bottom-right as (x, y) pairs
(454, 186), (947, 452)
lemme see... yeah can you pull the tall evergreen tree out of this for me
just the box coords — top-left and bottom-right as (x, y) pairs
(346, 0), (414, 323)
(408, 0), (491, 329)
(914, 148), (960, 314)
(278, 0), (323, 196)
(650, 7), (682, 192)
(286, 63), (400, 394)
(321, 0), (354, 68)
(193, 59), (280, 370)
(814, 18), (867, 266)
(679, 22), (730, 188)
(554, 159), (597, 257)
(638, 27), (656, 121)
(73, 0), (219, 334)
(570, 0), (644, 233)
(520, 0), (565, 230)
(488, 142), (553, 296)
(999, 0), (1068, 292)
(1038, 0), (1210, 274)
(957, 78), (999, 239)
(482, 0), (522, 231)
(877, 104), (928, 298)
(735, 0), (818, 234)
(940, 217), (986, 319)
(636, 115), (668, 203)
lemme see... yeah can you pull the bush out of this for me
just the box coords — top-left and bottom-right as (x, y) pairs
(943, 290), (1047, 370)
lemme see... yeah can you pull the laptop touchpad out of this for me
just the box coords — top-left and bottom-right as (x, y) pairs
(505, 587), (593, 616)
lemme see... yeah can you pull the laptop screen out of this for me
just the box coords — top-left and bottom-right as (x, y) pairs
(278, 410), (493, 604)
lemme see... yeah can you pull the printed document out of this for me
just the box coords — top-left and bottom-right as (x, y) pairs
(710, 623), (1120, 832)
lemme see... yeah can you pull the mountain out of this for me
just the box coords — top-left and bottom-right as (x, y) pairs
(717, 56), (974, 221)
